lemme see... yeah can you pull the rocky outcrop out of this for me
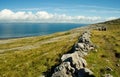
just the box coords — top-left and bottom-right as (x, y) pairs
(52, 31), (95, 77)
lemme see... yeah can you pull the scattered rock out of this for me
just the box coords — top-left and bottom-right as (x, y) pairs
(61, 52), (87, 69)
(52, 62), (75, 77)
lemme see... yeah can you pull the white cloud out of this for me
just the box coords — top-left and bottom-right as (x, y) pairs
(36, 11), (53, 19)
(106, 17), (118, 21)
(89, 9), (120, 14)
(75, 16), (101, 21)
(0, 9), (113, 23)
(0, 9), (14, 20)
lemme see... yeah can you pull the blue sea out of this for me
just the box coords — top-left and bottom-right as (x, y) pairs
(0, 23), (87, 39)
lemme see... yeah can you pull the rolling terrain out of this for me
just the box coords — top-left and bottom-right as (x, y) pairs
(85, 19), (120, 77)
(0, 19), (120, 77)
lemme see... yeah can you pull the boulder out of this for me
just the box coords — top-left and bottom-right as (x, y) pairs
(76, 50), (88, 57)
(77, 43), (85, 49)
(76, 43), (88, 52)
(78, 37), (86, 43)
(78, 33), (92, 45)
(61, 52), (87, 69)
(71, 56), (87, 69)
(76, 43), (95, 52)
(52, 62), (75, 77)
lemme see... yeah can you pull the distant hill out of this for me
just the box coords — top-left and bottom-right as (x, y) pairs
(85, 18), (120, 77)
(102, 18), (120, 24)
(91, 18), (120, 31)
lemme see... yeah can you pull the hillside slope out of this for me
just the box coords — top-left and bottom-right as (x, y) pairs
(0, 26), (89, 77)
(85, 18), (120, 77)
(0, 19), (120, 77)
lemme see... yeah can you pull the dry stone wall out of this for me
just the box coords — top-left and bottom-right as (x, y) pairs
(52, 31), (95, 77)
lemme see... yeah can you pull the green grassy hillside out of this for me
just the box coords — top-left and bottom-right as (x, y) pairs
(85, 19), (120, 77)
(0, 19), (120, 77)
(0, 27), (84, 77)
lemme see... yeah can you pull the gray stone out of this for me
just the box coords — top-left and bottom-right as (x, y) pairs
(76, 43), (89, 52)
(71, 56), (87, 69)
(61, 54), (72, 62)
(61, 52), (87, 69)
(77, 43), (85, 49)
(52, 62), (75, 77)
(76, 50), (87, 57)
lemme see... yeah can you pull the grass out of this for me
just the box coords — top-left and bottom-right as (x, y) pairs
(85, 23), (120, 77)
(0, 19), (120, 77)
(0, 28), (82, 77)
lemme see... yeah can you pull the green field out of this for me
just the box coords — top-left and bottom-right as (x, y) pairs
(85, 19), (120, 77)
(0, 27), (84, 77)
(0, 19), (120, 77)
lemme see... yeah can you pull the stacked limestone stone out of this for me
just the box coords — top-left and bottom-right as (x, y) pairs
(52, 31), (95, 77)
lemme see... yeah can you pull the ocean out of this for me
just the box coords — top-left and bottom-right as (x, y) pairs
(0, 23), (87, 39)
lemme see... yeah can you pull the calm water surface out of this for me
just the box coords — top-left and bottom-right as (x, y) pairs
(0, 23), (87, 39)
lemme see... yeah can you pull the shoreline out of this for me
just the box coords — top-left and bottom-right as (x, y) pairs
(0, 25), (90, 40)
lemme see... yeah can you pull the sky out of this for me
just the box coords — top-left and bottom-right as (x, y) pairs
(0, 0), (120, 23)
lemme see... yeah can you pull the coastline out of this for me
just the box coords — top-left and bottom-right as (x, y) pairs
(0, 23), (87, 40)
(0, 18), (120, 77)
(0, 24), (89, 40)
